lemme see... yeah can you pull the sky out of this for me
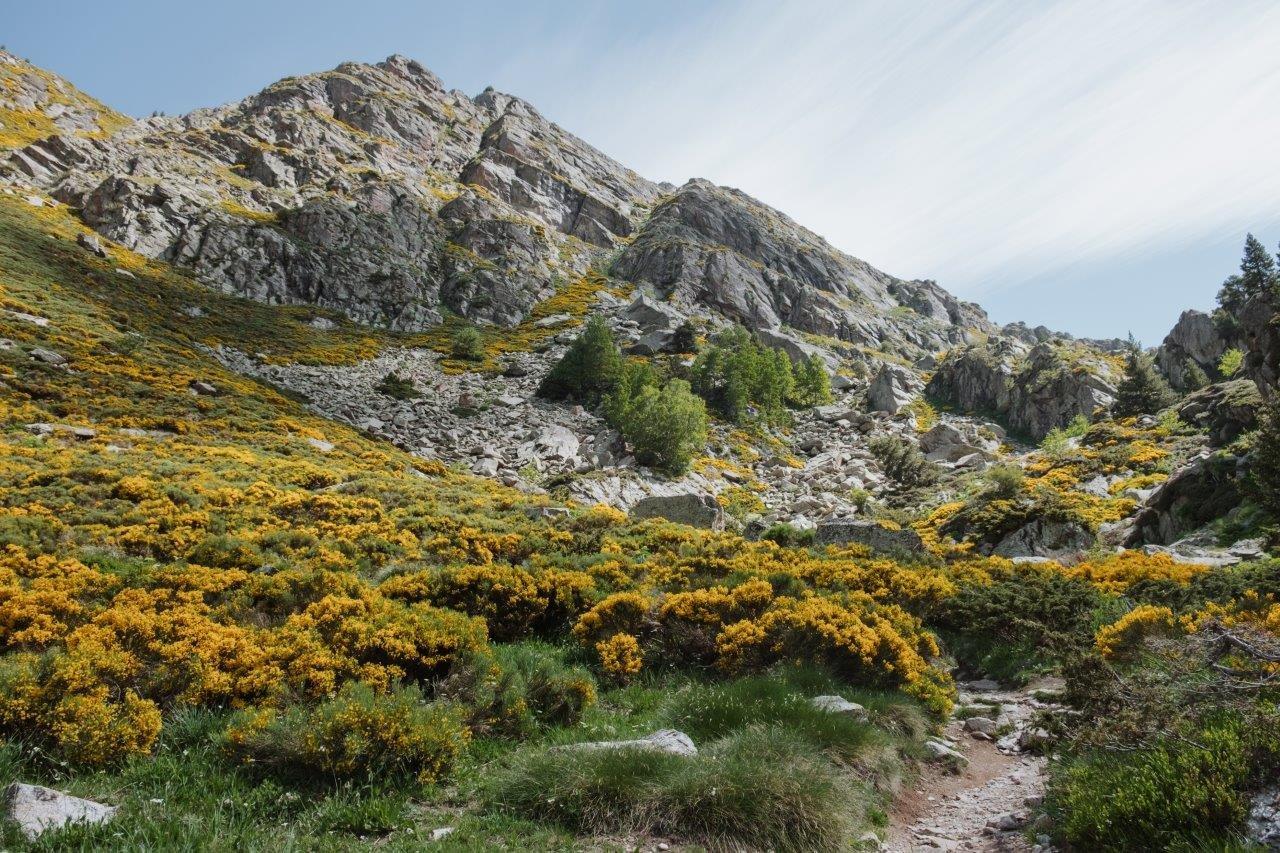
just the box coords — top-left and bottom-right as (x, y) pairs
(6, 0), (1279, 343)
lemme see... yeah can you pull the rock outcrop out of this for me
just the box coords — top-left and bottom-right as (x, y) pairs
(1175, 379), (1261, 444)
(630, 493), (725, 530)
(927, 336), (1120, 439)
(1125, 451), (1244, 546)
(814, 520), (924, 554)
(1157, 309), (1231, 390)
(611, 179), (992, 360)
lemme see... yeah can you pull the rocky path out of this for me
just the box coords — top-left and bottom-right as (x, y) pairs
(883, 680), (1061, 852)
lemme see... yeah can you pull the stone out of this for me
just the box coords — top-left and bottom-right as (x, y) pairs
(533, 313), (572, 328)
(993, 518), (1092, 559)
(306, 437), (335, 453)
(5, 309), (49, 327)
(472, 457), (500, 477)
(1247, 785), (1280, 849)
(76, 232), (109, 257)
(3, 783), (117, 840)
(496, 394), (525, 407)
(963, 716), (997, 736)
(630, 493), (724, 530)
(555, 729), (697, 757)
(814, 520), (924, 554)
(29, 347), (67, 366)
(867, 363), (921, 414)
(923, 739), (968, 768)
(429, 827), (455, 841)
(811, 695), (868, 721)
(189, 379), (219, 395)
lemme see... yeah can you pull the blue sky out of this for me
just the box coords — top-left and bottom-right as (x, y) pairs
(6, 0), (1279, 343)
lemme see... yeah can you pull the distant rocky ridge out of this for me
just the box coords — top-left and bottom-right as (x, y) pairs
(0, 50), (989, 363)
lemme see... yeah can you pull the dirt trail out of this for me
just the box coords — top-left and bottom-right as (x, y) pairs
(883, 680), (1059, 852)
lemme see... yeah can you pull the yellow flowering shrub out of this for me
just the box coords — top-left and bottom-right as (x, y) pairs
(1095, 605), (1176, 658)
(596, 633), (644, 683)
(1069, 552), (1210, 594)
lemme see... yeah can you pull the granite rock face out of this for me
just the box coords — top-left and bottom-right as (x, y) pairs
(3, 783), (116, 840)
(927, 336), (1120, 439)
(3, 52), (653, 330)
(611, 179), (992, 361)
(1157, 309), (1231, 390)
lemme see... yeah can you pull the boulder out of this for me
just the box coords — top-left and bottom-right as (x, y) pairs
(814, 520), (924, 554)
(76, 231), (109, 257)
(993, 518), (1092, 559)
(555, 729), (697, 757)
(630, 493), (724, 530)
(29, 347), (67, 366)
(1126, 451), (1243, 546)
(756, 327), (840, 371)
(1175, 379), (1261, 444)
(3, 783), (117, 840)
(811, 695), (868, 721)
(867, 363), (921, 414)
(964, 716), (998, 736)
(623, 294), (686, 333)
(1248, 786), (1280, 850)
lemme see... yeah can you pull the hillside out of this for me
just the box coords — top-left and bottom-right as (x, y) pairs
(0, 50), (1278, 851)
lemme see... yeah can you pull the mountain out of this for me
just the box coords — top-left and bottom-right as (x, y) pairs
(1, 47), (1278, 851)
(2, 51), (987, 361)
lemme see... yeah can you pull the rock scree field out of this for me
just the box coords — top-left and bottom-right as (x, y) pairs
(0, 46), (1278, 851)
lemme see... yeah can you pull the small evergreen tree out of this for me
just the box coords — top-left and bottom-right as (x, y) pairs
(537, 315), (623, 403)
(869, 434), (939, 489)
(790, 354), (834, 407)
(607, 378), (708, 475)
(1217, 233), (1279, 315)
(672, 321), (698, 354)
(690, 326), (795, 424)
(1180, 360), (1209, 391)
(1113, 337), (1176, 417)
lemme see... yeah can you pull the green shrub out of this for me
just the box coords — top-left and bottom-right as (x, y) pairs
(1040, 414), (1090, 459)
(672, 321), (698, 354)
(606, 375), (708, 475)
(790, 354), (834, 407)
(1049, 718), (1265, 849)
(761, 522), (816, 548)
(934, 563), (1102, 680)
(982, 464), (1025, 499)
(1181, 360), (1209, 391)
(691, 326), (795, 424)
(485, 724), (854, 852)
(1219, 348), (1245, 378)
(450, 325), (485, 361)
(223, 682), (468, 784)
(537, 315), (623, 403)
(374, 371), (419, 400)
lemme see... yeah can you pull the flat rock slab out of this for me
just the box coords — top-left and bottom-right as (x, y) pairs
(554, 729), (697, 757)
(4, 783), (117, 839)
(811, 694), (869, 720)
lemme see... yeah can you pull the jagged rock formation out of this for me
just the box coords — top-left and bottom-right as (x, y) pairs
(1125, 450), (1243, 546)
(2, 52), (656, 329)
(1238, 289), (1280, 396)
(1175, 379), (1261, 444)
(610, 179), (993, 360)
(1157, 309), (1232, 390)
(926, 336), (1120, 439)
(0, 52), (129, 148)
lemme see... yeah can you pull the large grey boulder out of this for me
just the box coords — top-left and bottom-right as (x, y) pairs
(631, 494), (724, 530)
(815, 519), (924, 554)
(993, 519), (1092, 559)
(1175, 379), (1261, 444)
(1126, 451), (1243, 546)
(623, 294), (685, 333)
(3, 783), (117, 840)
(811, 695), (868, 721)
(756, 327), (840, 371)
(1248, 786), (1280, 850)
(867, 363), (921, 414)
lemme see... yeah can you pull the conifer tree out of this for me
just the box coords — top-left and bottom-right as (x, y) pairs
(1113, 336), (1176, 417)
(537, 315), (622, 403)
(1217, 233), (1279, 315)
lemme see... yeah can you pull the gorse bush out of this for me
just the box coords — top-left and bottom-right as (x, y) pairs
(223, 681), (469, 784)
(537, 315), (622, 403)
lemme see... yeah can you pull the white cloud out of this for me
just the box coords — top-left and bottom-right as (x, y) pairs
(518, 0), (1280, 298)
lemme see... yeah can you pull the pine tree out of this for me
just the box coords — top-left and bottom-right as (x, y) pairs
(1113, 337), (1176, 417)
(1248, 400), (1280, 520)
(536, 315), (622, 403)
(1218, 233), (1278, 314)
(790, 354), (834, 407)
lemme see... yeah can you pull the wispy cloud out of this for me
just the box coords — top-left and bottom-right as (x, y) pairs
(519, 0), (1280, 302)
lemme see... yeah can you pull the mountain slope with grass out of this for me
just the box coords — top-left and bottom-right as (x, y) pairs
(1, 50), (1279, 851)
